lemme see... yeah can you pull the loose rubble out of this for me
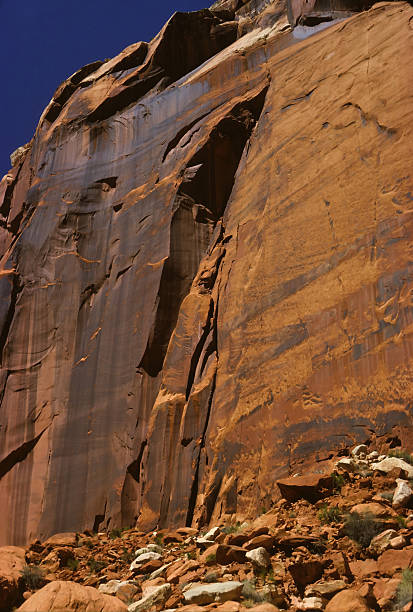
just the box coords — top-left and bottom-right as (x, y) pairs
(1, 445), (411, 611)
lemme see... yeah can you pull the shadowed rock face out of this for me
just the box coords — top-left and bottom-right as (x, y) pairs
(0, 0), (413, 544)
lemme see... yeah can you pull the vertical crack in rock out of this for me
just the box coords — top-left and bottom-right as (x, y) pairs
(0, 272), (22, 367)
(120, 440), (147, 527)
(139, 87), (269, 378)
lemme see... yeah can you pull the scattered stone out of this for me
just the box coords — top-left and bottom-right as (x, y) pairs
(245, 547), (270, 568)
(393, 479), (413, 509)
(128, 583), (171, 612)
(367, 451), (379, 460)
(183, 581), (243, 605)
(16, 580), (127, 611)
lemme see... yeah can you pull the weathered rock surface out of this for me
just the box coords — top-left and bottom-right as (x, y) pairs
(0, 546), (26, 611)
(1, 0), (413, 546)
(16, 580), (128, 611)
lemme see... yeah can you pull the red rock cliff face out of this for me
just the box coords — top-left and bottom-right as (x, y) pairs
(0, 0), (412, 545)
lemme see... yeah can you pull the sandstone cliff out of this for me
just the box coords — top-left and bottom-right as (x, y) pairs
(0, 0), (412, 545)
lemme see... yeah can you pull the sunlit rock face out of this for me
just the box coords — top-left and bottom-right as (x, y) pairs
(0, 0), (412, 544)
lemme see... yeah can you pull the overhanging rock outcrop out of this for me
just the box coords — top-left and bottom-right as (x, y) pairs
(0, 0), (412, 544)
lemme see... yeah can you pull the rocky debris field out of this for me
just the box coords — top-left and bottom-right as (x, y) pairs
(2, 445), (413, 612)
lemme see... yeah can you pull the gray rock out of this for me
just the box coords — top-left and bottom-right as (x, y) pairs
(246, 547), (270, 568)
(369, 529), (398, 554)
(393, 479), (413, 509)
(128, 583), (171, 612)
(305, 580), (347, 598)
(183, 581), (243, 605)
(336, 457), (358, 472)
(372, 457), (413, 478)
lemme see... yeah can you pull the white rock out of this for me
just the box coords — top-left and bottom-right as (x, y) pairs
(129, 551), (162, 571)
(147, 544), (163, 553)
(369, 529), (398, 554)
(99, 579), (123, 594)
(183, 581), (243, 605)
(246, 547), (270, 568)
(372, 457), (413, 478)
(196, 537), (217, 549)
(336, 457), (358, 472)
(393, 479), (413, 509)
(134, 547), (150, 556)
(301, 596), (326, 610)
(378, 455), (387, 461)
(390, 535), (406, 549)
(367, 451), (379, 461)
(203, 526), (221, 541)
(352, 444), (368, 457)
(128, 583), (171, 612)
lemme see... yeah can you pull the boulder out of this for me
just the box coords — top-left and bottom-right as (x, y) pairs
(245, 547), (270, 568)
(377, 548), (413, 575)
(372, 458), (413, 479)
(128, 583), (171, 612)
(244, 535), (275, 551)
(351, 502), (389, 517)
(289, 560), (324, 590)
(393, 479), (413, 509)
(183, 581), (243, 605)
(324, 589), (369, 612)
(15, 580), (127, 611)
(276, 474), (333, 503)
(336, 458), (358, 472)
(44, 533), (78, 547)
(373, 578), (401, 610)
(0, 546), (26, 611)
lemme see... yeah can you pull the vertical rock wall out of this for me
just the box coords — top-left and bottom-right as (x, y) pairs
(0, 0), (412, 544)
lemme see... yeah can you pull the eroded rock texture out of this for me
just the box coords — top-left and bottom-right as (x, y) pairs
(0, 0), (412, 544)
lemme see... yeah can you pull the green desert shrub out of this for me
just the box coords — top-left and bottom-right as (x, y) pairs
(20, 565), (44, 590)
(343, 512), (382, 548)
(396, 568), (413, 609)
(389, 449), (413, 465)
(318, 504), (342, 524)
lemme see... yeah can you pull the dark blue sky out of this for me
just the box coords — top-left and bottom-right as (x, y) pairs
(0, 0), (208, 177)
